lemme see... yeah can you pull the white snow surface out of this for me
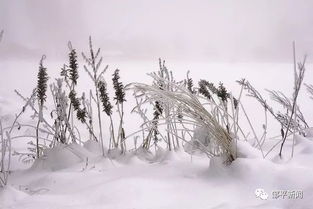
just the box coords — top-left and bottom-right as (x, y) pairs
(1, 136), (313, 209)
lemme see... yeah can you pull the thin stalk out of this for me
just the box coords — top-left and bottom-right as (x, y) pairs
(279, 55), (306, 158)
(36, 119), (40, 159)
(95, 86), (104, 155)
(240, 102), (265, 158)
(109, 115), (116, 147)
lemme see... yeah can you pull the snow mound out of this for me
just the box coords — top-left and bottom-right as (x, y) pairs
(232, 140), (263, 159)
(0, 186), (28, 207)
(31, 143), (98, 171)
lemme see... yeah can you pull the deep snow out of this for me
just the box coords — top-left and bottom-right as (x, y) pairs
(1, 135), (313, 209)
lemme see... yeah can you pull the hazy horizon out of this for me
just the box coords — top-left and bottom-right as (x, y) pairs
(1, 0), (313, 62)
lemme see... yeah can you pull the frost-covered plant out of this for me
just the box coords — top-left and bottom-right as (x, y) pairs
(237, 79), (278, 124)
(60, 43), (80, 143)
(132, 61), (239, 154)
(238, 48), (307, 158)
(81, 90), (96, 141)
(98, 79), (116, 149)
(112, 69), (126, 152)
(133, 98), (164, 150)
(50, 77), (83, 145)
(198, 79), (239, 137)
(279, 55), (307, 157)
(150, 59), (181, 151)
(198, 80), (212, 100)
(10, 88), (55, 164)
(131, 97), (153, 149)
(238, 78), (287, 154)
(266, 90), (308, 131)
(151, 101), (163, 147)
(68, 89), (97, 141)
(197, 80), (250, 159)
(36, 55), (49, 158)
(133, 73), (236, 163)
(1, 87), (50, 186)
(69, 90), (84, 122)
(82, 36), (108, 156)
(186, 71), (196, 94)
(50, 78), (69, 144)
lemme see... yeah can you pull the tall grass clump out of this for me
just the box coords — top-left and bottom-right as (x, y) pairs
(132, 62), (239, 163)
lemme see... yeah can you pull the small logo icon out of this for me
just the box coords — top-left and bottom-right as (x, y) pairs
(255, 188), (268, 200)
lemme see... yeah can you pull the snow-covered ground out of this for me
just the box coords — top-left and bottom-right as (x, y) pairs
(1, 135), (313, 209)
(1, 61), (313, 209)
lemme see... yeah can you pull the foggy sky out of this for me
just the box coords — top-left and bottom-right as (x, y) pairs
(1, 0), (313, 62)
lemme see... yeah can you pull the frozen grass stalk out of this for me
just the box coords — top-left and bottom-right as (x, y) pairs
(279, 48), (306, 158)
(62, 42), (80, 143)
(98, 79), (116, 149)
(112, 69), (126, 152)
(82, 36), (108, 156)
(36, 55), (48, 158)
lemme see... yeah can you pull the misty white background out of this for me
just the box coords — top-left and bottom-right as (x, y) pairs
(1, 0), (313, 62)
(1, 0), (313, 138)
